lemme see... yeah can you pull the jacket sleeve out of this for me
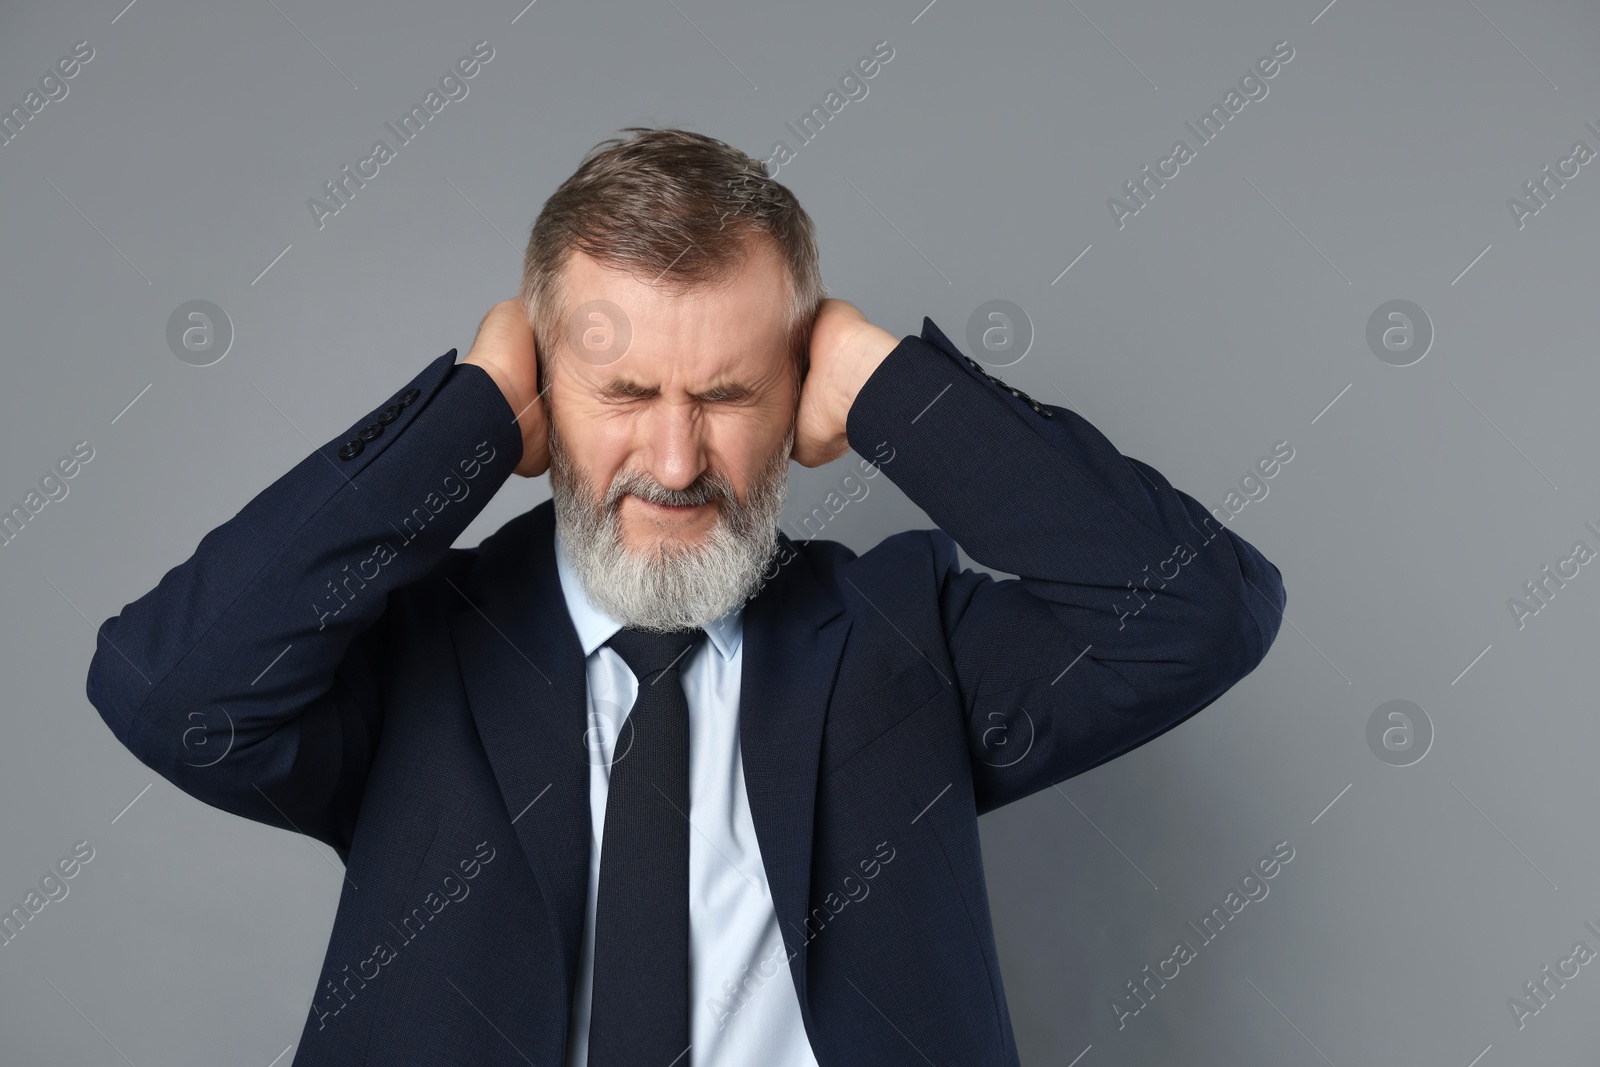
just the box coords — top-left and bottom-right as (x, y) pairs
(85, 352), (524, 859)
(844, 317), (1287, 814)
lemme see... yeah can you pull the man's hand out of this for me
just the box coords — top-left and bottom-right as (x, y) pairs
(792, 298), (900, 468)
(462, 299), (549, 477)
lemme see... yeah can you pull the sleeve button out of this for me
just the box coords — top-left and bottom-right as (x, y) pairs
(337, 440), (364, 460)
(357, 423), (383, 442)
(398, 387), (421, 406)
(376, 403), (402, 425)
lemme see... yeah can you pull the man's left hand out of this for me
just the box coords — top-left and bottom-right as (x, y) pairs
(792, 298), (900, 468)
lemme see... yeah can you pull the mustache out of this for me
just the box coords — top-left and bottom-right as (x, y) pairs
(602, 465), (738, 512)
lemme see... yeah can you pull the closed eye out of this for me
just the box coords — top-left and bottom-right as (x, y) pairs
(594, 379), (756, 404)
(596, 380), (656, 402)
(694, 384), (756, 403)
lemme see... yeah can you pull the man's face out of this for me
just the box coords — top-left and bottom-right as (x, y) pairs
(546, 242), (796, 554)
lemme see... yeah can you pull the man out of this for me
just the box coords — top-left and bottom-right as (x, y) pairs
(87, 127), (1285, 1066)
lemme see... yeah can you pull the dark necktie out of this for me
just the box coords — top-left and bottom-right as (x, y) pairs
(586, 626), (707, 1067)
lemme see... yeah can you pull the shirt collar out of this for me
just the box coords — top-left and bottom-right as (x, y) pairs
(553, 526), (743, 662)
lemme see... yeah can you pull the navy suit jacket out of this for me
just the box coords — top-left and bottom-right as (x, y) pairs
(87, 316), (1285, 1066)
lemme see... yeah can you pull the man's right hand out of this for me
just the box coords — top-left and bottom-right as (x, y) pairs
(461, 299), (549, 477)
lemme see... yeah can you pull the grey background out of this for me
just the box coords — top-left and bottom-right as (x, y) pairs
(2, 0), (1597, 1063)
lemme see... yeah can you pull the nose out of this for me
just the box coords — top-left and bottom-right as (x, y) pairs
(639, 400), (708, 493)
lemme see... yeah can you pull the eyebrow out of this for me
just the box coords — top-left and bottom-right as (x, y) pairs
(594, 377), (758, 402)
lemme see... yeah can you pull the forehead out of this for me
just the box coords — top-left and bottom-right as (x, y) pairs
(556, 244), (791, 381)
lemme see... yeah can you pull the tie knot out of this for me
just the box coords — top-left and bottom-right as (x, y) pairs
(604, 627), (707, 683)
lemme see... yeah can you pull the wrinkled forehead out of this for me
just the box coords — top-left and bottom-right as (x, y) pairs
(552, 248), (793, 388)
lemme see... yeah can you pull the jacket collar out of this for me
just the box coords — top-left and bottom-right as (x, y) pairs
(447, 500), (849, 1025)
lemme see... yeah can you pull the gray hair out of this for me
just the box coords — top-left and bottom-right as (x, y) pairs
(519, 126), (826, 397)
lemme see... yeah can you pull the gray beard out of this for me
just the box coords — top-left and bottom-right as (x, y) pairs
(548, 411), (793, 633)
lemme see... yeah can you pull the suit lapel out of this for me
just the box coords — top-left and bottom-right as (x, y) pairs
(738, 532), (849, 1018)
(448, 501), (593, 994)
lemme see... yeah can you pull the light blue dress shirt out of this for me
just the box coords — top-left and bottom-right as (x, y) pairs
(555, 530), (820, 1067)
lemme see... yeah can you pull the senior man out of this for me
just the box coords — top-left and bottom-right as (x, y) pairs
(88, 127), (1286, 1066)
